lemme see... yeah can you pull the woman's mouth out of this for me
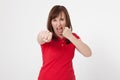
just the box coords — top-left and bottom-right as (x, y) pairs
(57, 27), (63, 33)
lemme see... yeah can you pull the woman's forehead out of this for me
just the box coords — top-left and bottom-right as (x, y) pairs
(57, 12), (66, 18)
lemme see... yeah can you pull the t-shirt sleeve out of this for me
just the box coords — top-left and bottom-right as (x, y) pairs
(72, 33), (80, 39)
(40, 43), (49, 53)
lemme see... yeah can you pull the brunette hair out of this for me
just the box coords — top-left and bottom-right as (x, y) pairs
(47, 5), (72, 44)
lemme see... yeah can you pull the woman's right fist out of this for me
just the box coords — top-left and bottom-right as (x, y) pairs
(37, 30), (52, 44)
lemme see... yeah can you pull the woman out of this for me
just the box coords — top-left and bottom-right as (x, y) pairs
(37, 5), (92, 80)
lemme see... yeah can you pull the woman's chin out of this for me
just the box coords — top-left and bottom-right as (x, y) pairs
(57, 31), (63, 35)
(56, 33), (63, 38)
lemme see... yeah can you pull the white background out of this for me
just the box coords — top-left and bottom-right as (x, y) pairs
(0, 0), (120, 80)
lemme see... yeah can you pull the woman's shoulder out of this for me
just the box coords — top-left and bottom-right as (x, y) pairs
(72, 32), (80, 39)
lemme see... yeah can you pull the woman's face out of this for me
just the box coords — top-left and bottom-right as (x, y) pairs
(51, 12), (66, 38)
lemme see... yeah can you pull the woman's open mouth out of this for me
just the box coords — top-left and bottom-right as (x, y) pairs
(57, 27), (63, 33)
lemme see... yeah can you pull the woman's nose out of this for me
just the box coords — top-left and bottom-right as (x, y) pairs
(57, 21), (61, 26)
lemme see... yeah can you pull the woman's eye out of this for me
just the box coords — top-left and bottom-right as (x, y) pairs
(60, 18), (64, 21)
(52, 19), (56, 22)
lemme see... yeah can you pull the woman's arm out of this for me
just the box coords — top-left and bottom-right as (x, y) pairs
(69, 35), (92, 57)
(63, 27), (92, 57)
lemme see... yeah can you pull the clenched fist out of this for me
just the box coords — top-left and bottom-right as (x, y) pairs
(62, 27), (72, 39)
(37, 30), (52, 44)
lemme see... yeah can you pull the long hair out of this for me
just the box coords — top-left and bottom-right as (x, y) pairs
(47, 5), (72, 44)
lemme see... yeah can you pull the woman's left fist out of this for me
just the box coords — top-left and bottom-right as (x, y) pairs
(62, 27), (72, 39)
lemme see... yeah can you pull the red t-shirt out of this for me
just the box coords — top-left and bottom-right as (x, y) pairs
(38, 33), (80, 80)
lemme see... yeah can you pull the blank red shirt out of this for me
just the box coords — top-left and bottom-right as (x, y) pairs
(38, 33), (80, 80)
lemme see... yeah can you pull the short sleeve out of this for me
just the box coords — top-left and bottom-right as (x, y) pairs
(40, 43), (50, 53)
(72, 33), (80, 39)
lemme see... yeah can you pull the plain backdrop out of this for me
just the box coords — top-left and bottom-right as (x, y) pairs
(0, 0), (120, 80)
